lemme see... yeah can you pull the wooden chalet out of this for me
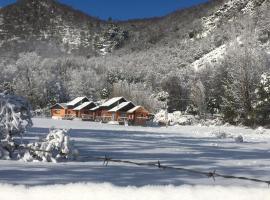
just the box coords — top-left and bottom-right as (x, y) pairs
(51, 96), (90, 119)
(65, 96), (90, 118)
(73, 101), (96, 120)
(50, 103), (67, 119)
(95, 97), (127, 122)
(127, 106), (150, 126)
(107, 101), (135, 123)
(89, 106), (101, 121)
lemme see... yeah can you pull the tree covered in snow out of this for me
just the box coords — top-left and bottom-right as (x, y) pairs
(112, 80), (163, 112)
(221, 75), (240, 124)
(0, 92), (32, 159)
(207, 98), (220, 115)
(190, 79), (206, 116)
(22, 129), (78, 163)
(0, 92), (78, 162)
(160, 72), (190, 112)
(100, 88), (110, 99)
(218, 34), (269, 125)
(156, 91), (169, 103)
(254, 72), (270, 125)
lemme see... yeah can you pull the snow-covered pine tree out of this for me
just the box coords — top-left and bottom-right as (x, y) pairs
(254, 72), (270, 125)
(190, 79), (206, 116)
(0, 91), (32, 159)
(220, 75), (240, 124)
(207, 98), (220, 115)
(100, 88), (109, 99)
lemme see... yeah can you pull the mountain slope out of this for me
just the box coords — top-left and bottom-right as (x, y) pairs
(0, 0), (269, 64)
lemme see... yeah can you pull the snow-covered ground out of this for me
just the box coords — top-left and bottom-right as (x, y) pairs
(1, 118), (270, 199)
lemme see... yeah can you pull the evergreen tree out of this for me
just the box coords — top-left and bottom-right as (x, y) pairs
(221, 74), (240, 124)
(254, 72), (270, 125)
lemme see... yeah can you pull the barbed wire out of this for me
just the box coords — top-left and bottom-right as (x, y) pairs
(17, 144), (270, 186)
(82, 155), (270, 186)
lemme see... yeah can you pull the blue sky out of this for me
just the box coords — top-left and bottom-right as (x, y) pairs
(0, 0), (209, 20)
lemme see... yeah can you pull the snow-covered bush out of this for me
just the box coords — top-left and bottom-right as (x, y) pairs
(211, 130), (244, 143)
(177, 115), (197, 125)
(212, 131), (229, 139)
(22, 129), (78, 163)
(154, 110), (223, 126)
(0, 92), (32, 159)
(234, 135), (244, 143)
(255, 126), (266, 134)
(0, 92), (79, 162)
(154, 110), (198, 126)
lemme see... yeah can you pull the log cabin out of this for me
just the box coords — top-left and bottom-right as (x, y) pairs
(73, 101), (96, 119)
(107, 101), (135, 123)
(127, 106), (150, 126)
(89, 106), (101, 121)
(50, 103), (67, 119)
(98, 97), (127, 122)
(65, 96), (90, 118)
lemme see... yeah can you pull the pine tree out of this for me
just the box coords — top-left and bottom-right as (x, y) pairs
(221, 75), (240, 124)
(254, 72), (270, 125)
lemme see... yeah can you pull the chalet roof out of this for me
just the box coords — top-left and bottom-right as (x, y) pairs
(127, 106), (148, 113)
(73, 102), (94, 111)
(50, 103), (67, 109)
(67, 96), (89, 106)
(100, 96), (126, 107)
(90, 106), (101, 111)
(108, 102), (134, 112)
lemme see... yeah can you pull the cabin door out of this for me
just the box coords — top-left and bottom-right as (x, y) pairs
(112, 113), (115, 121)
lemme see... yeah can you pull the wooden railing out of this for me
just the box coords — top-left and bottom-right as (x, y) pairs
(81, 114), (95, 121)
(63, 114), (76, 120)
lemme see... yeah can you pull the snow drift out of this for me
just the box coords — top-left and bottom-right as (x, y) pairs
(0, 183), (269, 200)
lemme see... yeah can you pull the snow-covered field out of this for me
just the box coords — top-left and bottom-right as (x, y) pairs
(1, 118), (270, 199)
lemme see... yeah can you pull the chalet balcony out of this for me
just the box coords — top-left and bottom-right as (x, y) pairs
(63, 114), (76, 120)
(81, 114), (95, 121)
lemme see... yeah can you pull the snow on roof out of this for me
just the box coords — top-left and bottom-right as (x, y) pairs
(59, 103), (67, 108)
(51, 103), (67, 109)
(90, 106), (100, 111)
(127, 106), (143, 113)
(108, 102), (132, 112)
(67, 97), (89, 106)
(100, 97), (125, 107)
(73, 102), (94, 111)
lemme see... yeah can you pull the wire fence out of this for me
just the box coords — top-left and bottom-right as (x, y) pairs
(23, 145), (270, 186)
(82, 155), (270, 186)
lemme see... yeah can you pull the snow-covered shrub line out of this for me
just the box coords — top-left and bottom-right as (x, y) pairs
(154, 110), (223, 126)
(0, 183), (269, 200)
